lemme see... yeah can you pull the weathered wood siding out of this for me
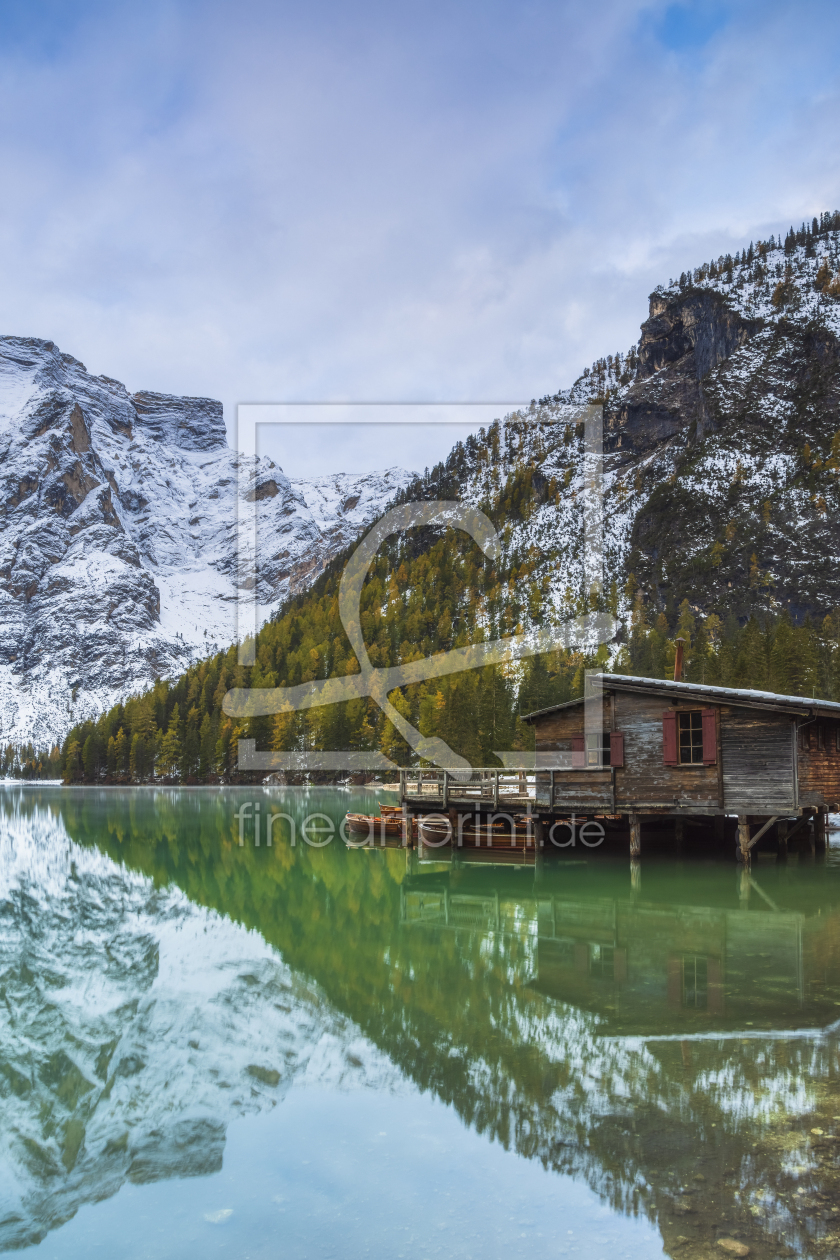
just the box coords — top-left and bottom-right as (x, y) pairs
(613, 692), (720, 808)
(532, 688), (809, 813)
(549, 770), (613, 812)
(797, 719), (840, 808)
(720, 709), (796, 813)
(531, 697), (611, 753)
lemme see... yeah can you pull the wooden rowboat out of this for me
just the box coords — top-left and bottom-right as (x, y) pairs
(345, 812), (404, 836)
(417, 818), (534, 850)
(344, 812), (418, 845)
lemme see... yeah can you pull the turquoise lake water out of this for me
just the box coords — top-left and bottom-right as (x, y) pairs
(1, 787), (838, 1258)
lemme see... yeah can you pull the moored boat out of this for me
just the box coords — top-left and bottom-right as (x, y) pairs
(417, 816), (534, 850)
(344, 812), (417, 846)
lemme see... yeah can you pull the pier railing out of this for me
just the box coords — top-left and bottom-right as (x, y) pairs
(399, 767), (614, 812)
(400, 767), (535, 809)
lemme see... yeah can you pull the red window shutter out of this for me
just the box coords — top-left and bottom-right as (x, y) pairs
(610, 731), (624, 767)
(701, 708), (717, 764)
(571, 735), (585, 768)
(662, 711), (678, 765)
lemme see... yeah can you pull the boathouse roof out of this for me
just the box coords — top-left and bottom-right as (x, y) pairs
(521, 673), (840, 722)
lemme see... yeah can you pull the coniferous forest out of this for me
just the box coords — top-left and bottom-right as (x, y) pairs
(59, 558), (840, 784)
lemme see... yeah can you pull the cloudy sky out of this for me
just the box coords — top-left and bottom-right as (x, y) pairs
(1, 0), (839, 473)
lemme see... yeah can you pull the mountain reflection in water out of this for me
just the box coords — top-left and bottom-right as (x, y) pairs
(1, 787), (839, 1259)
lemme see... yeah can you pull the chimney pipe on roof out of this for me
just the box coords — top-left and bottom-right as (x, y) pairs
(674, 638), (685, 682)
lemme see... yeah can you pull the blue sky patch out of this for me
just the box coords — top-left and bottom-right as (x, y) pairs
(653, 2), (729, 51)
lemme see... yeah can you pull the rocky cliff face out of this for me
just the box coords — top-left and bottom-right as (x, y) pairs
(599, 236), (840, 621)
(604, 289), (762, 456)
(0, 338), (412, 746)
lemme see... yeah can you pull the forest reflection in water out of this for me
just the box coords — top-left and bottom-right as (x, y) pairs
(1, 786), (839, 1259)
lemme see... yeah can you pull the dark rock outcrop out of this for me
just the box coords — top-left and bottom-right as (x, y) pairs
(131, 390), (226, 452)
(639, 289), (760, 380)
(605, 290), (763, 461)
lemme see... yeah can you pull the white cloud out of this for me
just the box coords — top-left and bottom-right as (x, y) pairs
(0, 0), (838, 476)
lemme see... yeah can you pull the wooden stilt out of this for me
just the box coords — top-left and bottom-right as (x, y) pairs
(737, 815), (751, 864)
(448, 808), (461, 868)
(713, 814), (725, 848)
(630, 859), (642, 892)
(629, 813), (641, 858)
(534, 818), (545, 879)
(776, 817), (788, 862)
(815, 808), (827, 853)
(800, 811), (816, 858)
(674, 816), (684, 850)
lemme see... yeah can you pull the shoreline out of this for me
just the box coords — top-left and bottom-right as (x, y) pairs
(0, 781), (400, 790)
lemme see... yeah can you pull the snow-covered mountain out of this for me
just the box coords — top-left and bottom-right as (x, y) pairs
(0, 800), (401, 1250)
(0, 337), (412, 746)
(395, 214), (840, 637)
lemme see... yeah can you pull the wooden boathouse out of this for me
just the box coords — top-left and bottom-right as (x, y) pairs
(399, 672), (840, 862)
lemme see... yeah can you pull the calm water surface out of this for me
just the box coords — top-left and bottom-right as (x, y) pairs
(1, 787), (839, 1259)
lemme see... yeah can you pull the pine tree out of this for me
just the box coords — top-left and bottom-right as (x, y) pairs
(157, 705), (182, 779)
(82, 734), (97, 780)
(64, 738), (83, 782)
(733, 617), (767, 689)
(519, 654), (556, 716)
(687, 622), (710, 684)
(379, 689), (413, 764)
(115, 727), (128, 777)
(199, 713), (214, 779)
(792, 620), (820, 697)
(676, 599), (696, 644)
(769, 617), (795, 694)
(182, 706), (200, 780)
(130, 732), (150, 781)
(215, 719), (235, 779)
